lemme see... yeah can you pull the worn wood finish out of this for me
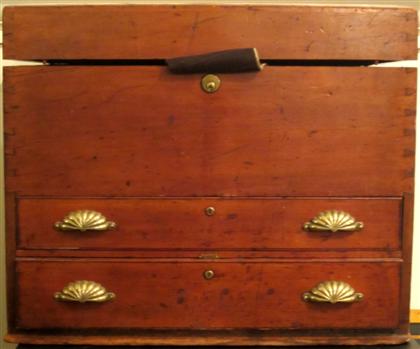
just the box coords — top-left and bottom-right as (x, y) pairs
(399, 193), (415, 334)
(14, 250), (403, 259)
(5, 193), (17, 331)
(13, 342), (419, 348)
(4, 66), (416, 197)
(4, 333), (411, 346)
(15, 259), (400, 330)
(18, 342), (420, 348)
(3, 4), (416, 346)
(17, 197), (401, 251)
(2, 5), (417, 61)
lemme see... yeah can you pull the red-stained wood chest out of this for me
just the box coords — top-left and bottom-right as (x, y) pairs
(2, 4), (418, 346)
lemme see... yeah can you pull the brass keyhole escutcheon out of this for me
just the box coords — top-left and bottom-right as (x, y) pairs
(205, 207), (216, 216)
(203, 270), (215, 280)
(201, 74), (221, 93)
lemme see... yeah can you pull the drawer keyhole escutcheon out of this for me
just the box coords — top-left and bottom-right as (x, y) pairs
(203, 270), (215, 280)
(303, 280), (363, 304)
(54, 280), (115, 303)
(204, 207), (216, 216)
(201, 74), (221, 93)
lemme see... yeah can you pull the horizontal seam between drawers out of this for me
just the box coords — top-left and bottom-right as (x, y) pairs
(15, 195), (404, 199)
(14, 257), (404, 262)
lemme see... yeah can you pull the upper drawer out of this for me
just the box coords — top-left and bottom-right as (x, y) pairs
(4, 66), (415, 197)
(17, 198), (401, 251)
(3, 5), (417, 60)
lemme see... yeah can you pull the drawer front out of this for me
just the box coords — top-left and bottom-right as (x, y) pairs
(18, 198), (401, 250)
(5, 66), (415, 197)
(16, 260), (400, 330)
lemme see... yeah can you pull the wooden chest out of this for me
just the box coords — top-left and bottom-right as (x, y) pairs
(2, 5), (418, 346)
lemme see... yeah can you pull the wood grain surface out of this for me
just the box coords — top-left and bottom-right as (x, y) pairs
(14, 249), (403, 259)
(17, 197), (401, 251)
(399, 192), (415, 334)
(5, 333), (411, 346)
(4, 66), (416, 197)
(15, 259), (401, 330)
(3, 5), (417, 60)
(3, 4), (417, 346)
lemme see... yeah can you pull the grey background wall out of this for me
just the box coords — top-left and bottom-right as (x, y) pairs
(1, 1), (419, 348)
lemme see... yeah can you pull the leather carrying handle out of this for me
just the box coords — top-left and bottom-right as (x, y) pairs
(166, 48), (264, 74)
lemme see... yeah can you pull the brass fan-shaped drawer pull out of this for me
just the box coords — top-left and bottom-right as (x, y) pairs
(303, 210), (363, 232)
(54, 280), (115, 303)
(303, 280), (363, 304)
(55, 210), (116, 232)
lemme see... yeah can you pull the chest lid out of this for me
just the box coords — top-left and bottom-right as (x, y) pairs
(3, 5), (418, 61)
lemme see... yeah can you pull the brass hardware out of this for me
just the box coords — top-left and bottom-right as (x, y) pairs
(303, 280), (363, 303)
(55, 210), (116, 232)
(198, 253), (219, 259)
(201, 74), (220, 93)
(54, 280), (115, 303)
(204, 206), (216, 216)
(203, 270), (215, 280)
(303, 210), (363, 232)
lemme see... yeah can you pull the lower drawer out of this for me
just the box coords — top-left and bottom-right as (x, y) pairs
(16, 259), (400, 330)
